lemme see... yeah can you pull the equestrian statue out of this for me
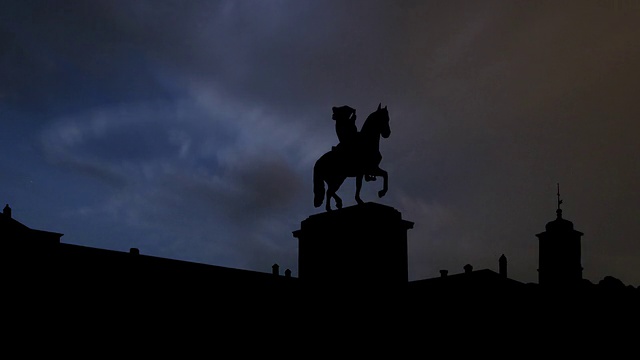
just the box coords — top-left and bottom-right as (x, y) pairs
(313, 103), (391, 211)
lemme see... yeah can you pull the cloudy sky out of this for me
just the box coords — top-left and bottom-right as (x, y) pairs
(2, 0), (639, 287)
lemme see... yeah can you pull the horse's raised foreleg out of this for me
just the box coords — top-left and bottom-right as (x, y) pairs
(371, 167), (388, 198)
(355, 174), (364, 205)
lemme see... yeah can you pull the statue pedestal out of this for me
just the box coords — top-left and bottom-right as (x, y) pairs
(292, 202), (414, 290)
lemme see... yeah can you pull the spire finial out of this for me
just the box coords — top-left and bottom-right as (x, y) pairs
(556, 183), (563, 218)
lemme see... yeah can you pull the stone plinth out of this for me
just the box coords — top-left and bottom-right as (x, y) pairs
(292, 202), (414, 289)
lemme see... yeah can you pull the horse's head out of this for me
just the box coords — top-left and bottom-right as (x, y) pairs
(358, 103), (391, 141)
(376, 103), (391, 139)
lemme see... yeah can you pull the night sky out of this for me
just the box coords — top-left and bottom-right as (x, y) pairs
(2, 0), (639, 287)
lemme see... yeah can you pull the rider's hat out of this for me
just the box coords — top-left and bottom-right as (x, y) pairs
(332, 105), (356, 120)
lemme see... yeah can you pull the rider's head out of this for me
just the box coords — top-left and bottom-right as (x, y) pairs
(332, 105), (356, 121)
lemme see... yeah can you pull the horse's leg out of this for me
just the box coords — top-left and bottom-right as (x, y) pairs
(325, 178), (342, 211)
(370, 167), (388, 198)
(327, 176), (346, 211)
(355, 173), (364, 205)
(333, 192), (343, 209)
(325, 183), (334, 211)
(333, 176), (345, 209)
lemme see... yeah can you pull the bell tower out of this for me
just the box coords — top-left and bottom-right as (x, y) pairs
(535, 184), (584, 288)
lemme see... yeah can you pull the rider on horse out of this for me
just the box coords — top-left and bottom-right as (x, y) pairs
(331, 105), (375, 181)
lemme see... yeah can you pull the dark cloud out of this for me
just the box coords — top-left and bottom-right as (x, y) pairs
(0, 1), (181, 113)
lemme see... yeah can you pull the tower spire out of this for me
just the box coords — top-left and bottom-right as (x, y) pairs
(556, 183), (563, 218)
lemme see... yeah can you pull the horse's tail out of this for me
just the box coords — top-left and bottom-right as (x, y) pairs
(313, 156), (325, 208)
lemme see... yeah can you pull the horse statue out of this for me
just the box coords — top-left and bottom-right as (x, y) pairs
(313, 103), (391, 211)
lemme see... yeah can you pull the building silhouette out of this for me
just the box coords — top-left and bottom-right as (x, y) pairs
(2, 199), (638, 336)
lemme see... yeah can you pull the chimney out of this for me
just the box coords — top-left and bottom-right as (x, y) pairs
(464, 264), (473, 274)
(439, 270), (448, 278)
(499, 254), (507, 278)
(3, 204), (11, 218)
(129, 248), (140, 255)
(272, 263), (280, 276)
(285, 269), (291, 278)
